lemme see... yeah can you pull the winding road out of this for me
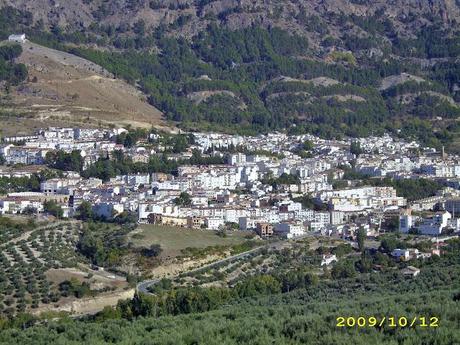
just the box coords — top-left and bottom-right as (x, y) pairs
(136, 240), (289, 294)
(135, 231), (327, 294)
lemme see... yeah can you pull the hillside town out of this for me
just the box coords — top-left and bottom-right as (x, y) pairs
(2, 1), (460, 342)
(1, 127), (460, 241)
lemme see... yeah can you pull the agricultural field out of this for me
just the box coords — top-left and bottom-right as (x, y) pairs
(129, 225), (254, 259)
(168, 238), (325, 290)
(0, 217), (129, 316)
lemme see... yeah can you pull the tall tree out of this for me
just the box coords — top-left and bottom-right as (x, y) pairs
(357, 227), (366, 252)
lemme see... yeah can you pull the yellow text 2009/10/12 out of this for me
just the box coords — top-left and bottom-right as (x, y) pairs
(336, 316), (439, 328)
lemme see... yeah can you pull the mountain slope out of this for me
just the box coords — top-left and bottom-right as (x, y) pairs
(1, 41), (164, 136)
(1, 1), (460, 149)
(2, 0), (459, 43)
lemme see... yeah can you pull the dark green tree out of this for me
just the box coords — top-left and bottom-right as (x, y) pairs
(357, 228), (366, 252)
(76, 201), (93, 221)
(43, 200), (63, 218)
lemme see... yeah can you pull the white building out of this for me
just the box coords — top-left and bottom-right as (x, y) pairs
(391, 249), (412, 261)
(4, 147), (48, 165)
(0, 200), (10, 214)
(417, 212), (451, 236)
(330, 211), (346, 225)
(321, 254), (337, 266)
(8, 34), (26, 43)
(205, 217), (225, 230)
(122, 174), (150, 186)
(274, 222), (305, 239)
(309, 212), (331, 231)
(320, 186), (406, 212)
(93, 202), (124, 219)
(239, 216), (262, 230)
(40, 178), (81, 195)
(399, 212), (413, 233)
(228, 153), (246, 165)
(0, 199), (44, 214)
(138, 203), (180, 222)
(391, 248), (420, 261)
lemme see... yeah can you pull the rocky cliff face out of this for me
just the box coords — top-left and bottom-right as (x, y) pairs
(2, 0), (459, 44)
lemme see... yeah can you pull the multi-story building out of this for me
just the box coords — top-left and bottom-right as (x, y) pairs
(256, 223), (274, 238)
(274, 222), (305, 239)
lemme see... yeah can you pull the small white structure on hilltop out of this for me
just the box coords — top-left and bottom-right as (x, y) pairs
(8, 34), (26, 43)
(321, 254), (338, 266)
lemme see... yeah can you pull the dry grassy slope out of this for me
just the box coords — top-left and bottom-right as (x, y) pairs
(2, 41), (165, 135)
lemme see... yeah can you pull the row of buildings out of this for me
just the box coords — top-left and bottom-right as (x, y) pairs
(1, 127), (459, 239)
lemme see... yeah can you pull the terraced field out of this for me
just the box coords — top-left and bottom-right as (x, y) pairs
(0, 221), (84, 315)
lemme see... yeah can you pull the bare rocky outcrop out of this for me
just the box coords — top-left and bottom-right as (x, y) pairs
(2, 0), (459, 46)
(380, 73), (426, 91)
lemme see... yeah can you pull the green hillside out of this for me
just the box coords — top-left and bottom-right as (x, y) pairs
(0, 238), (459, 344)
(2, 4), (460, 149)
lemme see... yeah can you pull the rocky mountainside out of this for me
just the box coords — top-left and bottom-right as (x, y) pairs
(1, 1), (460, 150)
(2, 0), (460, 46)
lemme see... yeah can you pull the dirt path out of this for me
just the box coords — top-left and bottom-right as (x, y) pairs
(33, 289), (136, 316)
(3, 220), (72, 246)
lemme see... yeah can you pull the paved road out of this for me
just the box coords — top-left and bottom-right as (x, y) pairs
(136, 240), (291, 294)
(137, 247), (262, 294)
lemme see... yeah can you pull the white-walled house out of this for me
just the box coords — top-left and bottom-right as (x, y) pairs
(0, 199), (44, 214)
(400, 211), (452, 236)
(40, 178), (81, 195)
(274, 222), (305, 239)
(391, 248), (413, 261)
(93, 202), (124, 219)
(205, 217), (224, 230)
(418, 212), (451, 236)
(318, 186), (406, 212)
(8, 34), (26, 43)
(138, 203), (180, 222)
(228, 153), (246, 165)
(399, 212), (413, 233)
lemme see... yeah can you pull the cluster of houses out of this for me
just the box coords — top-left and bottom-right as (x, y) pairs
(355, 138), (460, 181)
(0, 127), (127, 166)
(1, 127), (460, 240)
(399, 208), (460, 235)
